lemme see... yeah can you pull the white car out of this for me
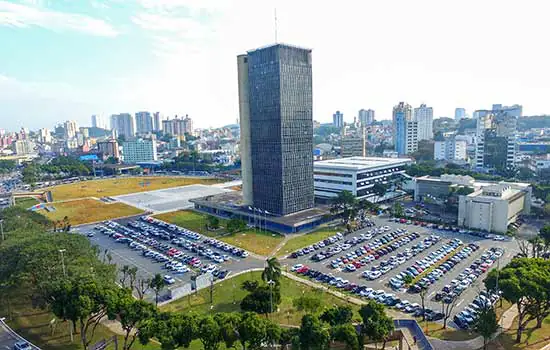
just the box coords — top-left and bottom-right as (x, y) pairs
(291, 264), (304, 272)
(163, 275), (176, 284)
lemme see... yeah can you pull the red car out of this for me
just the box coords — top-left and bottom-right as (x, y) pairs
(297, 266), (310, 274)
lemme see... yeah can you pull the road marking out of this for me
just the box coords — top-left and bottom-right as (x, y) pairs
(428, 291), (435, 298)
(379, 277), (387, 282)
(456, 298), (465, 307)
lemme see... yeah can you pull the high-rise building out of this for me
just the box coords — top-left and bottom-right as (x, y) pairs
(110, 113), (135, 138)
(413, 104), (433, 141)
(393, 102), (418, 155)
(358, 109), (375, 125)
(183, 115), (194, 135)
(434, 138), (467, 161)
(333, 111), (344, 128)
(238, 43), (314, 216)
(64, 120), (78, 139)
(153, 112), (163, 131)
(38, 128), (51, 144)
(162, 118), (175, 136)
(135, 111), (153, 134)
(122, 138), (157, 163)
(492, 104), (522, 117)
(91, 115), (107, 129)
(97, 139), (120, 160)
(12, 139), (34, 155)
(455, 108), (466, 121)
(474, 111), (518, 171)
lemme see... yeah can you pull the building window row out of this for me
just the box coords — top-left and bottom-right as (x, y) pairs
(314, 179), (353, 185)
(314, 171), (352, 178)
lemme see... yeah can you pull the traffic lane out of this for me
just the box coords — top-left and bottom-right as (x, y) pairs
(0, 324), (17, 350)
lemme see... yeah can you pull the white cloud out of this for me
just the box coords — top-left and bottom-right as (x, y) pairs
(0, 1), (119, 37)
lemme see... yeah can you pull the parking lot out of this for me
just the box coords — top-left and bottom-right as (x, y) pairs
(77, 215), (265, 300)
(282, 215), (519, 327)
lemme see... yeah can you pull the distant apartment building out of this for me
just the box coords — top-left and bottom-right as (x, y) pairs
(161, 115), (193, 136)
(455, 108), (466, 121)
(341, 135), (366, 158)
(135, 111), (153, 134)
(12, 139), (34, 155)
(122, 138), (157, 163)
(434, 138), (467, 162)
(64, 120), (78, 139)
(38, 128), (51, 144)
(358, 109), (375, 125)
(475, 111), (518, 171)
(91, 115), (108, 129)
(110, 113), (135, 138)
(153, 112), (163, 131)
(413, 104), (433, 141)
(333, 111), (344, 128)
(97, 139), (120, 160)
(393, 102), (418, 155)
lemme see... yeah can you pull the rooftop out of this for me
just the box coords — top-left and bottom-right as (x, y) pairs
(246, 43), (312, 54)
(314, 156), (413, 171)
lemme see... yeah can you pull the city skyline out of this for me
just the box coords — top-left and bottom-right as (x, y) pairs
(1, 0), (550, 131)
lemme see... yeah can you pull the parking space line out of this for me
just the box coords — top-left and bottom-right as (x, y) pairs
(456, 298), (465, 307)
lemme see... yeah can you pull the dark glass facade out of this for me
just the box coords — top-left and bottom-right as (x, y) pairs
(247, 44), (314, 216)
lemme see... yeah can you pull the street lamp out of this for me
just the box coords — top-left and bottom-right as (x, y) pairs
(267, 280), (276, 316)
(0, 219), (4, 241)
(58, 249), (67, 278)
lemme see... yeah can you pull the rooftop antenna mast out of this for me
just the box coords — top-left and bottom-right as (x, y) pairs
(274, 7), (278, 43)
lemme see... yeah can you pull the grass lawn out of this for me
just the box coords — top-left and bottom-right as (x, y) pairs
(422, 321), (478, 341)
(277, 226), (343, 257)
(162, 271), (359, 326)
(40, 199), (143, 225)
(490, 313), (550, 350)
(47, 176), (223, 201)
(153, 210), (225, 236)
(220, 229), (285, 256)
(14, 197), (40, 209)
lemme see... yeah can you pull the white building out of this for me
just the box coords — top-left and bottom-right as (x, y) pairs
(111, 113), (136, 138)
(38, 128), (51, 144)
(64, 120), (78, 139)
(91, 115), (108, 129)
(358, 109), (375, 125)
(458, 182), (531, 233)
(135, 111), (153, 134)
(313, 156), (413, 202)
(12, 140), (35, 155)
(413, 104), (433, 141)
(393, 102), (418, 155)
(122, 138), (158, 163)
(434, 138), (467, 162)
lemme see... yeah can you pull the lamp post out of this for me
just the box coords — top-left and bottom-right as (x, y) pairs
(267, 280), (276, 316)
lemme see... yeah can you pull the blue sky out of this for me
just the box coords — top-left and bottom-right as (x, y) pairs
(1, 0), (550, 132)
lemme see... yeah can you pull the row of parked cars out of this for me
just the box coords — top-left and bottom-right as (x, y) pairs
(435, 247), (504, 304)
(289, 264), (445, 321)
(388, 238), (464, 291)
(454, 290), (502, 329)
(361, 234), (442, 281)
(289, 232), (345, 258)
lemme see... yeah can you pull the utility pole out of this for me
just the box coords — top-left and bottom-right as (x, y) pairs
(267, 280), (275, 316)
(59, 249), (72, 342)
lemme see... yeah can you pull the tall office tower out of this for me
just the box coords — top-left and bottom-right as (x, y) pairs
(333, 111), (344, 128)
(474, 112), (518, 170)
(393, 102), (418, 155)
(413, 104), (433, 141)
(358, 109), (375, 125)
(153, 112), (163, 131)
(91, 115), (107, 129)
(237, 43), (314, 216)
(64, 120), (78, 139)
(183, 115), (194, 135)
(135, 111), (153, 134)
(455, 108), (466, 121)
(111, 113), (135, 138)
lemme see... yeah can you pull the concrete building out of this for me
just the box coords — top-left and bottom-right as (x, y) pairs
(358, 109), (375, 125)
(97, 139), (120, 160)
(237, 54), (253, 205)
(91, 115), (108, 129)
(12, 139), (34, 155)
(111, 113), (135, 138)
(341, 136), (365, 158)
(64, 120), (78, 139)
(492, 104), (523, 118)
(161, 116), (193, 137)
(314, 156), (413, 202)
(162, 119), (175, 136)
(455, 108), (466, 121)
(38, 128), (51, 144)
(458, 182), (531, 233)
(238, 43), (314, 216)
(135, 111), (153, 134)
(474, 112), (517, 171)
(414, 104), (433, 141)
(153, 112), (163, 131)
(393, 102), (418, 155)
(122, 138), (157, 163)
(434, 138), (467, 162)
(333, 111), (344, 128)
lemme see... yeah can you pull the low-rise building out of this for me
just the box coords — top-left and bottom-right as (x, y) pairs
(313, 156), (413, 202)
(434, 138), (467, 162)
(122, 138), (157, 163)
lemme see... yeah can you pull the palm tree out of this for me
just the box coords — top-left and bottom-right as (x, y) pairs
(262, 257), (282, 284)
(330, 190), (358, 226)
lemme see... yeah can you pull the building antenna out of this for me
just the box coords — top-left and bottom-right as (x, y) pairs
(274, 7), (278, 43)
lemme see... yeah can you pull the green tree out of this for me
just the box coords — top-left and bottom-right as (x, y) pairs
(473, 306), (499, 350)
(485, 258), (550, 342)
(359, 301), (394, 350)
(262, 257), (282, 284)
(293, 295), (323, 314)
(198, 316), (222, 350)
(320, 306), (353, 326)
(214, 313), (240, 349)
(371, 183), (388, 203)
(149, 273), (165, 307)
(331, 324), (359, 350)
(108, 289), (156, 350)
(238, 312), (267, 350)
(402, 274), (413, 286)
(240, 282), (281, 316)
(226, 218), (247, 233)
(330, 190), (358, 226)
(299, 314), (330, 350)
(540, 225), (550, 249)
(207, 215), (220, 230)
(391, 202), (404, 218)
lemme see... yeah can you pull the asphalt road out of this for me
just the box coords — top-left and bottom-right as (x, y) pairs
(76, 215), (265, 300)
(282, 215), (520, 322)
